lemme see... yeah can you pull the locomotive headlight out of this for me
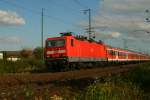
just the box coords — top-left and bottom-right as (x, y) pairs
(47, 50), (66, 54)
(47, 51), (54, 54)
(58, 50), (66, 53)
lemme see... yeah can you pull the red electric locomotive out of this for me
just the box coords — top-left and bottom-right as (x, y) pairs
(45, 32), (107, 70)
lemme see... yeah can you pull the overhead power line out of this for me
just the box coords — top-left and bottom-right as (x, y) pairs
(0, 0), (41, 14)
(73, 0), (99, 14)
(45, 0), (81, 16)
(73, 0), (89, 9)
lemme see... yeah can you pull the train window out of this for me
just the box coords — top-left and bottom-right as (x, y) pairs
(118, 52), (126, 56)
(125, 53), (128, 58)
(108, 50), (115, 55)
(47, 39), (65, 47)
(71, 39), (74, 46)
(108, 50), (111, 55)
(113, 51), (116, 55)
(115, 51), (118, 55)
(118, 52), (121, 56)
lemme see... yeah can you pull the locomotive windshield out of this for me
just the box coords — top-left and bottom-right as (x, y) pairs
(47, 39), (65, 47)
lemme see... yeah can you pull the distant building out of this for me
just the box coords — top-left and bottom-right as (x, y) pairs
(5, 51), (21, 61)
(7, 57), (21, 62)
(0, 51), (21, 61)
(0, 52), (3, 59)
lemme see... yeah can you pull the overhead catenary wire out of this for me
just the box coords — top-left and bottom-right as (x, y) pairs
(73, 0), (106, 31)
(73, 0), (99, 14)
(73, 0), (89, 9)
(45, 0), (82, 16)
(72, 0), (125, 31)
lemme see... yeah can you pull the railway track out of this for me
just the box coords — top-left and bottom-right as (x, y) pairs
(0, 63), (145, 87)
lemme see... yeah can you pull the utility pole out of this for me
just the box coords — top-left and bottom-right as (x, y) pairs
(83, 8), (92, 40)
(41, 8), (44, 61)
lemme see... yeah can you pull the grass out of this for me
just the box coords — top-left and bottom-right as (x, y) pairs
(123, 63), (150, 93)
(0, 58), (45, 73)
(76, 81), (144, 100)
(76, 62), (150, 100)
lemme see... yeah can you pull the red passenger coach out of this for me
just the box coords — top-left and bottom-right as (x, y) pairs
(106, 45), (150, 62)
(106, 46), (129, 62)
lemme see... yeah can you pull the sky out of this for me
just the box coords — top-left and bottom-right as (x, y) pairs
(0, 0), (150, 54)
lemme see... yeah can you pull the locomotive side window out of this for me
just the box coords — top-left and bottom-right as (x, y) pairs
(47, 39), (65, 47)
(71, 39), (74, 46)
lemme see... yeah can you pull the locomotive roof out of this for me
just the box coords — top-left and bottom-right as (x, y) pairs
(47, 35), (105, 45)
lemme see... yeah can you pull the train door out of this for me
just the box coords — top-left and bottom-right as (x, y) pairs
(126, 53), (128, 61)
(115, 50), (119, 61)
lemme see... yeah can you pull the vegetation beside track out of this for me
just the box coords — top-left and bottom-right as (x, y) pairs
(0, 47), (46, 73)
(0, 59), (45, 73)
(0, 62), (150, 99)
(76, 62), (150, 100)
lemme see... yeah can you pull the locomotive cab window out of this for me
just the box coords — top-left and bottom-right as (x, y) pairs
(47, 39), (65, 47)
(71, 39), (74, 46)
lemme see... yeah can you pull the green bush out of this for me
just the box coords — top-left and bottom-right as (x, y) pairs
(77, 81), (144, 100)
(122, 63), (150, 94)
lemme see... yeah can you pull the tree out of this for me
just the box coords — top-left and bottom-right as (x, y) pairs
(33, 47), (44, 60)
(20, 49), (32, 58)
(3, 51), (7, 61)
